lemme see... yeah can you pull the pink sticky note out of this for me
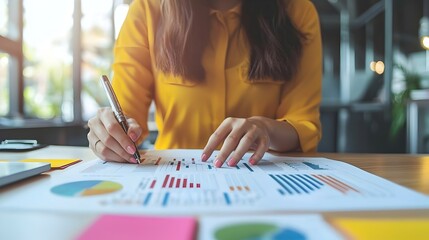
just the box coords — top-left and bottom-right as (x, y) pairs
(78, 215), (197, 240)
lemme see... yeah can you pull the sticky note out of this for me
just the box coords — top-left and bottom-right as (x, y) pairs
(78, 215), (197, 240)
(20, 158), (81, 169)
(331, 218), (429, 239)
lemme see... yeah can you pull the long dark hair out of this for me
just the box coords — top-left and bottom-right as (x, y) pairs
(155, 0), (303, 82)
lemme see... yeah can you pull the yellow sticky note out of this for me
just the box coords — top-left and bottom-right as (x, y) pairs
(20, 158), (81, 169)
(332, 218), (429, 240)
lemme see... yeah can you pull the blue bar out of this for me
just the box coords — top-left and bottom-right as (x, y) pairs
(162, 192), (170, 207)
(290, 174), (314, 191)
(208, 165), (212, 170)
(303, 162), (327, 170)
(277, 175), (301, 194)
(283, 175), (309, 193)
(296, 174), (320, 189)
(242, 163), (254, 172)
(269, 174), (293, 194)
(143, 192), (152, 206)
(303, 174), (323, 186)
(235, 165), (240, 170)
(223, 192), (231, 205)
(278, 189), (285, 195)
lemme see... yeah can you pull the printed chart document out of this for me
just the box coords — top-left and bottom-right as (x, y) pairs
(2, 150), (429, 214)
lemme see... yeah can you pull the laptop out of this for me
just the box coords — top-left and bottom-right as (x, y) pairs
(0, 162), (51, 187)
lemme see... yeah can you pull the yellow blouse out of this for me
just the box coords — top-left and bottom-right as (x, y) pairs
(112, 0), (322, 152)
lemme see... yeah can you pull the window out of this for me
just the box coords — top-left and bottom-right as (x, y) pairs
(0, 52), (10, 116)
(23, 0), (74, 120)
(81, 0), (114, 120)
(0, 0), (130, 125)
(0, 0), (8, 37)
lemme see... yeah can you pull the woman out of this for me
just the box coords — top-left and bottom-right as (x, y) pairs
(87, 0), (322, 167)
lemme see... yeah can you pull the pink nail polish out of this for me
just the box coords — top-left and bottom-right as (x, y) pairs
(126, 146), (135, 154)
(249, 158), (256, 165)
(129, 157), (137, 163)
(201, 153), (207, 162)
(227, 158), (236, 167)
(214, 159), (222, 168)
(129, 132), (137, 142)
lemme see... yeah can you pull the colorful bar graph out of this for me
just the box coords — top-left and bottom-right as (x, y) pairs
(270, 173), (361, 196)
(159, 175), (202, 189)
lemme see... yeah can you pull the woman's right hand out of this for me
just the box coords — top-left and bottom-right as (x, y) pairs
(87, 107), (142, 163)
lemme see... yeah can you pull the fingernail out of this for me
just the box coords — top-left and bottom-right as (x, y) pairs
(249, 158), (256, 165)
(227, 158), (236, 167)
(214, 159), (223, 168)
(129, 132), (137, 142)
(201, 153), (207, 162)
(126, 145), (136, 154)
(129, 157), (137, 163)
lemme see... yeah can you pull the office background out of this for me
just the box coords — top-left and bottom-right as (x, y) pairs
(1, 0), (428, 153)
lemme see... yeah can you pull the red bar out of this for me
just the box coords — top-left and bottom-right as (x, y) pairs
(183, 179), (187, 188)
(176, 179), (181, 188)
(176, 161), (181, 171)
(155, 157), (162, 165)
(150, 180), (156, 189)
(169, 177), (175, 188)
(326, 176), (360, 193)
(313, 175), (347, 193)
(162, 175), (170, 188)
(190, 183), (194, 188)
(196, 183), (201, 188)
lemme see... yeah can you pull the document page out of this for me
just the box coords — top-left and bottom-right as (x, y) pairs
(2, 150), (428, 214)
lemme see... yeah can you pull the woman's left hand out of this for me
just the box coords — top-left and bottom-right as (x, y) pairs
(201, 117), (270, 167)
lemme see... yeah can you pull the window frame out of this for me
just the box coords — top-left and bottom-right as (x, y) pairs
(0, 0), (104, 127)
(0, 0), (24, 119)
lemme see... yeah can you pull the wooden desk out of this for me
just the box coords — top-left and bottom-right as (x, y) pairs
(0, 146), (428, 239)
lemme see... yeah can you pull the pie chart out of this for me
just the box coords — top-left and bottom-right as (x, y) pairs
(51, 180), (122, 197)
(214, 223), (306, 240)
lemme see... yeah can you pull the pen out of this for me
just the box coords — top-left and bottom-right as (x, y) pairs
(100, 75), (141, 164)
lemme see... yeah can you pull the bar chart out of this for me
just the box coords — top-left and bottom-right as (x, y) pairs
(6, 150), (428, 214)
(100, 172), (265, 208)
